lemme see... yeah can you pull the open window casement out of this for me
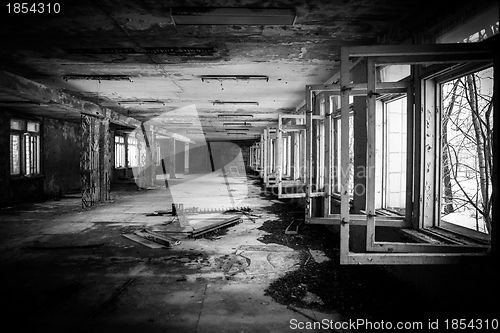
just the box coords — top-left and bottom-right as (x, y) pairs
(276, 114), (307, 198)
(262, 126), (278, 188)
(304, 40), (497, 264)
(249, 142), (261, 172)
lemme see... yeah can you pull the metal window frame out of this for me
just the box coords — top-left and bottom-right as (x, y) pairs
(276, 114), (307, 198)
(306, 42), (495, 264)
(10, 119), (41, 176)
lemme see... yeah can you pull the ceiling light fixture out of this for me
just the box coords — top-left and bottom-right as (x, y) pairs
(144, 47), (216, 56)
(217, 114), (254, 118)
(227, 132), (248, 136)
(201, 75), (268, 82)
(223, 122), (253, 126)
(118, 100), (166, 106)
(63, 75), (132, 82)
(225, 128), (249, 131)
(213, 100), (259, 106)
(171, 7), (296, 25)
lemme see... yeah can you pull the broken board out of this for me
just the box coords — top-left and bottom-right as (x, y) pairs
(190, 216), (242, 238)
(134, 230), (181, 246)
(122, 234), (166, 249)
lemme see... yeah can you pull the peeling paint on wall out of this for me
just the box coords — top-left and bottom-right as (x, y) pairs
(43, 118), (80, 196)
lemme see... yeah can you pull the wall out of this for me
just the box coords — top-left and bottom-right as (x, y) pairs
(0, 112), (11, 204)
(212, 141), (249, 174)
(43, 118), (80, 196)
(0, 110), (80, 205)
(0, 110), (45, 204)
(189, 143), (210, 173)
(175, 140), (185, 174)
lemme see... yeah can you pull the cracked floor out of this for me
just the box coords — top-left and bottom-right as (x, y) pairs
(1, 172), (496, 332)
(0, 173), (343, 333)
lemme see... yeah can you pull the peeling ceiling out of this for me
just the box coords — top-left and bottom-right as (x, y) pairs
(0, 0), (481, 141)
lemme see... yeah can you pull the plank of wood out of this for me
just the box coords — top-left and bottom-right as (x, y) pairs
(190, 217), (242, 238)
(134, 230), (180, 246)
(122, 234), (166, 249)
(144, 230), (181, 245)
(285, 219), (302, 235)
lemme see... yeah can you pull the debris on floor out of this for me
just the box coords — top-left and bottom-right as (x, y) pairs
(223, 207), (260, 222)
(145, 203), (178, 216)
(285, 218), (303, 235)
(308, 249), (330, 263)
(122, 228), (181, 248)
(145, 210), (173, 217)
(134, 229), (181, 246)
(190, 216), (243, 238)
(183, 206), (251, 213)
(213, 254), (250, 276)
(122, 233), (166, 249)
(302, 291), (325, 305)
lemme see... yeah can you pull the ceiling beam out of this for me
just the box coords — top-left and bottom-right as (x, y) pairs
(0, 70), (193, 141)
(0, 70), (104, 118)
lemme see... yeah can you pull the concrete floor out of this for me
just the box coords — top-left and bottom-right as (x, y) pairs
(0, 172), (343, 333)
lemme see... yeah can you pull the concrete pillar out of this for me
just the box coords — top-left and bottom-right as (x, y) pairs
(184, 142), (189, 174)
(99, 118), (111, 202)
(140, 124), (156, 187)
(168, 138), (176, 179)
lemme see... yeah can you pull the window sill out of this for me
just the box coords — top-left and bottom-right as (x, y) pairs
(421, 224), (490, 247)
(10, 174), (44, 181)
(438, 221), (491, 244)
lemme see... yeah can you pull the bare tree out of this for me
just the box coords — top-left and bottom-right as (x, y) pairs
(442, 69), (493, 234)
(442, 80), (459, 215)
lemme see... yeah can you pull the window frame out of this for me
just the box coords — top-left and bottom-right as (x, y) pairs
(304, 42), (495, 264)
(276, 114), (307, 198)
(114, 135), (126, 168)
(425, 62), (494, 239)
(10, 118), (41, 177)
(127, 135), (139, 167)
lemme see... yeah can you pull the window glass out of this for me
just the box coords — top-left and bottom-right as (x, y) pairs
(10, 134), (20, 175)
(332, 116), (353, 195)
(440, 67), (493, 234)
(27, 121), (40, 133)
(383, 97), (407, 214)
(379, 65), (410, 82)
(127, 136), (139, 167)
(10, 119), (40, 176)
(114, 135), (125, 168)
(11, 119), (25, 131)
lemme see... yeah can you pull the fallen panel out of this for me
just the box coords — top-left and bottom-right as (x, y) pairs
(134, 230), (181, 246)
(190, 216), (242, 238)
(122, 234), (166, 249)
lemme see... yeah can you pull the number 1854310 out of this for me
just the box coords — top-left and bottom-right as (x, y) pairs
(6, 3), (60, 14)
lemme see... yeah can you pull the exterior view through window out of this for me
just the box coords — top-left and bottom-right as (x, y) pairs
(440, 66), (493, 234)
